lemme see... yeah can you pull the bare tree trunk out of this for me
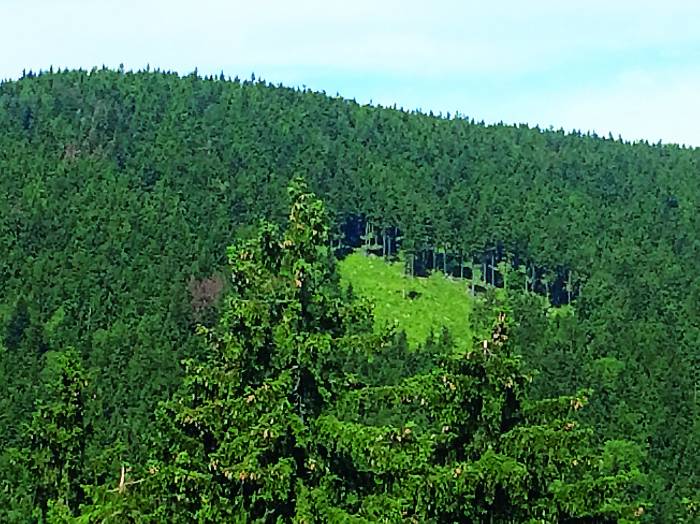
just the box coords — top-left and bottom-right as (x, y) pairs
(524, 264), (529, 292)
(364, 221), (370, 251)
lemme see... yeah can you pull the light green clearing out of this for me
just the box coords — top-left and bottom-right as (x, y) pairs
(338, 252), (473, 346)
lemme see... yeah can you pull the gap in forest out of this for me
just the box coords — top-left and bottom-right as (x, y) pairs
(332, 214), (579, 306)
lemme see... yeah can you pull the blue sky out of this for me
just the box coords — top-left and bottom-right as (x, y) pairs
(2, 0), (699, 146)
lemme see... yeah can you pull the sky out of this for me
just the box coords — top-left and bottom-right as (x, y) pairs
(1, 0), (699, 146)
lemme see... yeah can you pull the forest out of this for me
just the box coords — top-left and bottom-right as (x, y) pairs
(0, 67), (698, 521)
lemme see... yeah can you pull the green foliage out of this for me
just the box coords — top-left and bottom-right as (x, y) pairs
(0, 68), (696, 520)
(132, 179), (385, 521)
(71, 183), (645, 522)
(18, 348), (89, 520)
(338, 251), (472, 346)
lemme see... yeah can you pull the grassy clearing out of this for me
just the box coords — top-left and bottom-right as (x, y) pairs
(338, 252), (473, 346)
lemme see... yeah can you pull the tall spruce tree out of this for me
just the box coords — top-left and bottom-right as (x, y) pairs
(24, 348), (89, 521)
(138, 177), (383, 521)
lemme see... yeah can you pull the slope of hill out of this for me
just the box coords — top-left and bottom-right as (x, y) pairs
(0, 68), (698, 519)
(2, 181), (650, 521)
(338, 251), (472, 345)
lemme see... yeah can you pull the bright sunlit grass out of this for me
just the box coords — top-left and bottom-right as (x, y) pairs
(338, 251), (473, 346)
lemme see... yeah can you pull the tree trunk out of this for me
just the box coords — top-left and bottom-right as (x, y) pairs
(524, 264), (529, 292)
(364, 221), (369, 250)
(406, 252), (415, 278)
(471, 262), (476, 296)
(490, 251), (495, 287)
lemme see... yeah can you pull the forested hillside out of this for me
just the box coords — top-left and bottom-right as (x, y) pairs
(0, 68), (699, 520)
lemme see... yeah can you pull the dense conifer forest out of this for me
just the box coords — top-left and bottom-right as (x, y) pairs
(0, 68), (698, 521)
